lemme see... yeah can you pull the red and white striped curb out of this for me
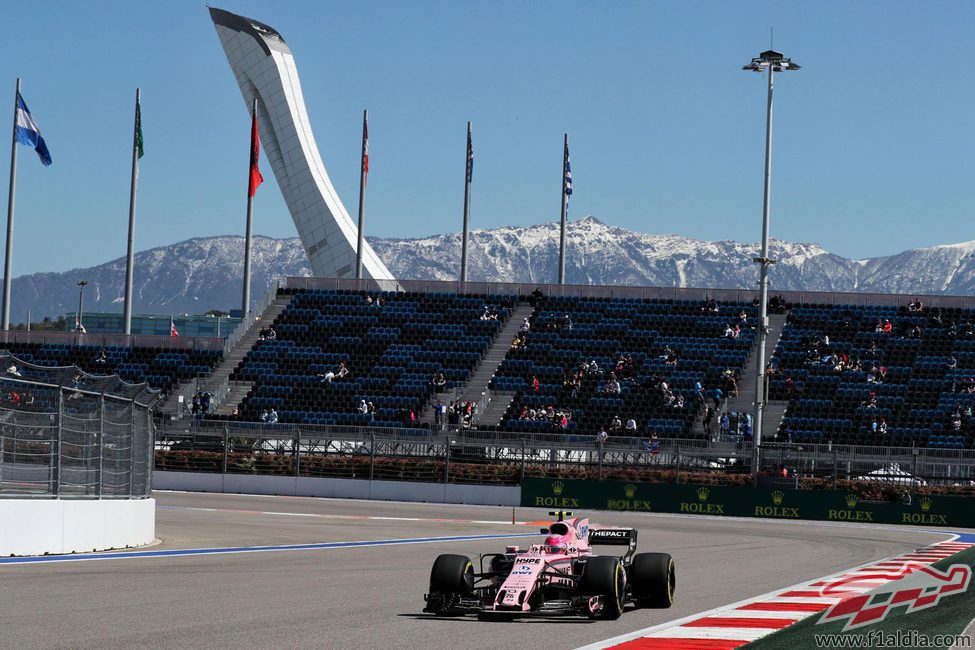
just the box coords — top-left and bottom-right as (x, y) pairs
(581, 540), (972, 650)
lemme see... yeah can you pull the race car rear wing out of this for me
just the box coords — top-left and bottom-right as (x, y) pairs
(588, 528), (638, 549)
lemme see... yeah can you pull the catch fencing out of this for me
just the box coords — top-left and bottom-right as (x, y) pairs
(0, 377), (155, 498)
(155, 420), (975, 491)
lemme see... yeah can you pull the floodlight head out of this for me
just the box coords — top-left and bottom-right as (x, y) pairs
(744, 50), (800, 73)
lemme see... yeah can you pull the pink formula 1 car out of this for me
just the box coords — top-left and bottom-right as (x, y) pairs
(423, 511), (675, 619)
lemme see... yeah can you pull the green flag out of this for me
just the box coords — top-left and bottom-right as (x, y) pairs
(135, 99), (144, 159)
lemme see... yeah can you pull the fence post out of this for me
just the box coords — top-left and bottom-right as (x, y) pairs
(222, 428), (229, 474)
(98, 393), (105, 498)
(832, 449), (838, 491)
(145, 405), (153, 497)
(911, 449), (919, 494)
(444, 437), (450, 485)
(368, 431), (375, 482)
(53, 387), (63, 496)
(294, 430), (300, 478)
(520, 440), (526, 482)
(674, 441), (681, 485)
(597, 440), (603, 480)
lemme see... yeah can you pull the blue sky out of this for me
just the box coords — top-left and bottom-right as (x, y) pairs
(3, 1), (974, 276)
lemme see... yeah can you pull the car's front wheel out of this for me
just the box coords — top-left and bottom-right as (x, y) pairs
(426, 554), (474, 616)
(580, 556), (625, 619)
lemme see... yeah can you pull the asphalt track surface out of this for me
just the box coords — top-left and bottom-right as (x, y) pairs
(0, 492), (969, 650)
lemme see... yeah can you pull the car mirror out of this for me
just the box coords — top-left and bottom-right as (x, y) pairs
(539, 528), (549, 534)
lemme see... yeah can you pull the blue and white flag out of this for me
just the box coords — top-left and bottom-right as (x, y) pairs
(563, 145), (572, 206)
(15, 92), (52, 166)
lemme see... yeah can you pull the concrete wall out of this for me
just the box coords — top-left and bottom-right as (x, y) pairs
(154, 471), (520, 506)
(0, 498), (155, 557)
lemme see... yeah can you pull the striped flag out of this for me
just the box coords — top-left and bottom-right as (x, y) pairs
(170, 317), (179, 337)
(466, 126), (473, 183)
(563, 143), (572, 206)
(15, 92), (52, 166)
(362, 114), (369, 185)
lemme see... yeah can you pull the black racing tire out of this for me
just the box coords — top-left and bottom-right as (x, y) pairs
(429, 554), (474, 596)
(630, 552), (675, 608)
(580, 556), (625, 619)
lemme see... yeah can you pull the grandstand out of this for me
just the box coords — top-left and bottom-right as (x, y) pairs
(178, 278), (975, 453)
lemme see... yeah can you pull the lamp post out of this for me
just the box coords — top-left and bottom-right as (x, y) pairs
(76, 280), (88, 333)
(742, 50), (800, 481)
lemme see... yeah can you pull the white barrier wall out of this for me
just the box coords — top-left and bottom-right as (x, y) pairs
(154, 471), (520, 506)
(0, 499), (155, 557)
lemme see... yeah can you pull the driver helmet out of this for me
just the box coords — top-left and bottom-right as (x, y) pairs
(544, 534), (568, 553)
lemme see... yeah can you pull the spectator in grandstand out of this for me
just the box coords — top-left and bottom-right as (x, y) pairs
(191, 393), (201, 416)
(878, 417), (888, 435)
(672, 393), (685, 409)
(519, 317), (531, 333)
(596, 428), (609, 444)
(368, 401), (376, 415)
(531, 375), (540, 392)
(562, 314), (573, 331)
(365, 295), (373, 306)
(908, 298), (923, 312)
(701, 297), (718, 313)
(201, 392), (211, 415)
(910, 325), (923, 339)
(511, 332), (526, 350)
(431, 371), (447, 391)
(665, 349), (679, 366)
(626, 417), (638, 434)
(948, 355), (958, 369)
(720, 412), (730, 437)
(6, 364), (20, 377)
(601, 374), (621, 394)
(318, 370), (335, 383)
(711, 386), (723, 411)
(260, 409), (270, 423)
(337, 360), (349, 379)
(588, 359), (600, 375)
(723, 323), (735, 339)
(95, 349), (107, 365)
(864, 392), (878, 409)
(267, 408), (279, 424)
(703, 405), (715, 438)
(882, 320), (893, 334)
(609, 415), (622, 432)
(359, 399), (369, 415)
(529, 287), (545, 307)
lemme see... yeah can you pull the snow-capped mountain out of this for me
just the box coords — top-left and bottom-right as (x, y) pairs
(11, 216), (975, 323)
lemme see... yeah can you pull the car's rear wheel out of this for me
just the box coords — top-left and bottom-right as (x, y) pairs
(630, 552), (675, 608)
(580, 556), (625, 619)
(427, 554), (474, 616)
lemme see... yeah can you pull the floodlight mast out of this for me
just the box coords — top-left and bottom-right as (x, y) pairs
(743, 50), (799, 482)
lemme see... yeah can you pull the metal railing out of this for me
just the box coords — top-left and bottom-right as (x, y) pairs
(0, 377), (155, 498)
(0, 329), (223, 351)
(223, 280), (281, 356)
(277, 277), (975, 310)
(154, 420), (975, 490)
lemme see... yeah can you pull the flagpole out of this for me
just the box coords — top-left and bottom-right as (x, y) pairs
(558, 133), (568, 286)
(242, 98), (257, 319)
(355, 109), (367, 281)
(460, 121), (472, 283)
(2, 78), (21, 331)
(123, 88), (141, 335)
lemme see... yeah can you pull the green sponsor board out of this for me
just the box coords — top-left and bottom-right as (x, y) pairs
(521, 478), (975, 528)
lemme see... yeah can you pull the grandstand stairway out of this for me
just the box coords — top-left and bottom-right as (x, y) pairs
(161, 295), (291, 418)
(722, 312), (789, 437)
(418, 302), (535, 426)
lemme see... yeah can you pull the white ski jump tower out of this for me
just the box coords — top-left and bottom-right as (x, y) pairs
(210, 7), (397, 285)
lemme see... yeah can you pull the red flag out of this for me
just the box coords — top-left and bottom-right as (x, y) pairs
(170, 320), (179, 337)
(248, 110), (264, 197)
(362, 115), (369, 186)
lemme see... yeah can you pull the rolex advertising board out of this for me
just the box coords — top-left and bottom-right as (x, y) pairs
(521, 478), (975, 528)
